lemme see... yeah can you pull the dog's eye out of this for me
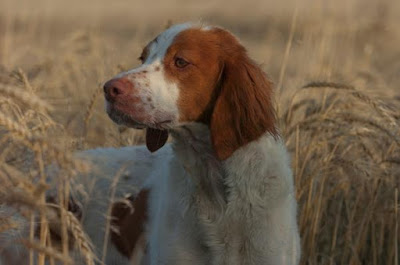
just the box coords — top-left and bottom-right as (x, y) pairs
(175, 57), (189, 68)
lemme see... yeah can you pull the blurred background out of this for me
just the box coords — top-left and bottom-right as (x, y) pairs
(0, 1), (399, 264)
(1, 0), (399, 143)
(1, 0), (399, 146)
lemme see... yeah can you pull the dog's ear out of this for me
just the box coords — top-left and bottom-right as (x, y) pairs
(210, 38), (277, 160)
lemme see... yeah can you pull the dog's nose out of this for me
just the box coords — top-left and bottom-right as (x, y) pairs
(103, 78), (133, 102)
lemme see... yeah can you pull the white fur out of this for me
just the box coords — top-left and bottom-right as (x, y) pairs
(142, 124), (300, 265)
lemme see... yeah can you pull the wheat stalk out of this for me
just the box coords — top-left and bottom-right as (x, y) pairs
(0, 84), (52, 112)
(100, 163), (130, 263)
(301, 81), (398, 126)
(16, 68), (35, 93)
(0, 113), (89, 173)
(84, 86), (102, 135)
(46, 203), (96, 265)
(21, 239), (74, 265)
(0, 112), (33, 138)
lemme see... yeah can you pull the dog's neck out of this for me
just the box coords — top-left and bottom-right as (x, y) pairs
(170, 123), (228, 208)
(169, 123), (288, 198)
(169, 123), (279, 210)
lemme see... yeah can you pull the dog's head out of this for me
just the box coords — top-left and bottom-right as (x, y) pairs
(104, 23), (276, 160)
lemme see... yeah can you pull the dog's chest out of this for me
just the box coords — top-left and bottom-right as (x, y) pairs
(166, 131), (248, 264)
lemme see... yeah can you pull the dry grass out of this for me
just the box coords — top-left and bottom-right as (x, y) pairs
(0, 0), (399, 264)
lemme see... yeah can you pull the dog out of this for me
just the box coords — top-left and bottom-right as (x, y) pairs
(103, 22), (301, 265)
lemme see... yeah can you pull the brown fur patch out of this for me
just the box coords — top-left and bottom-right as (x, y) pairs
(163, 28), (223, 123)
(110, 189), (149, 258)
(164, 27), (277, 159)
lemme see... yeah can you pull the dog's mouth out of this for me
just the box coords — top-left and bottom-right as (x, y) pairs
(106, 104), (169, 152)
(107, 105), (147, 129)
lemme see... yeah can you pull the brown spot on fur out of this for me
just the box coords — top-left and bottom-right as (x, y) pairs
(163, 27), (277, 160)
(163, 28), (222, 123)
(155, 66), (160, 71)
(110, 189), (150, 258)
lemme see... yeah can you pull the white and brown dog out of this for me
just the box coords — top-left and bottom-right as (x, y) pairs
(103, 22), (300, 265)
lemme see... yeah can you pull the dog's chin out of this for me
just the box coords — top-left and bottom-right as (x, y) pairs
(107, 107), (147, 129)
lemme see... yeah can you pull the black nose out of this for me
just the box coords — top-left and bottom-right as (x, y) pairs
(103, 78), (133, 102)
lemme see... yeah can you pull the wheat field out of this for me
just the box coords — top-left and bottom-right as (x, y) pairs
(0, 0), (399, 264)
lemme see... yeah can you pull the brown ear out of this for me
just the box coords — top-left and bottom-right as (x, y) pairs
(210, 54), (277, 160)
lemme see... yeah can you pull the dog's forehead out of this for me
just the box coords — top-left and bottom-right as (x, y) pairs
(145, 23), (193, 64)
